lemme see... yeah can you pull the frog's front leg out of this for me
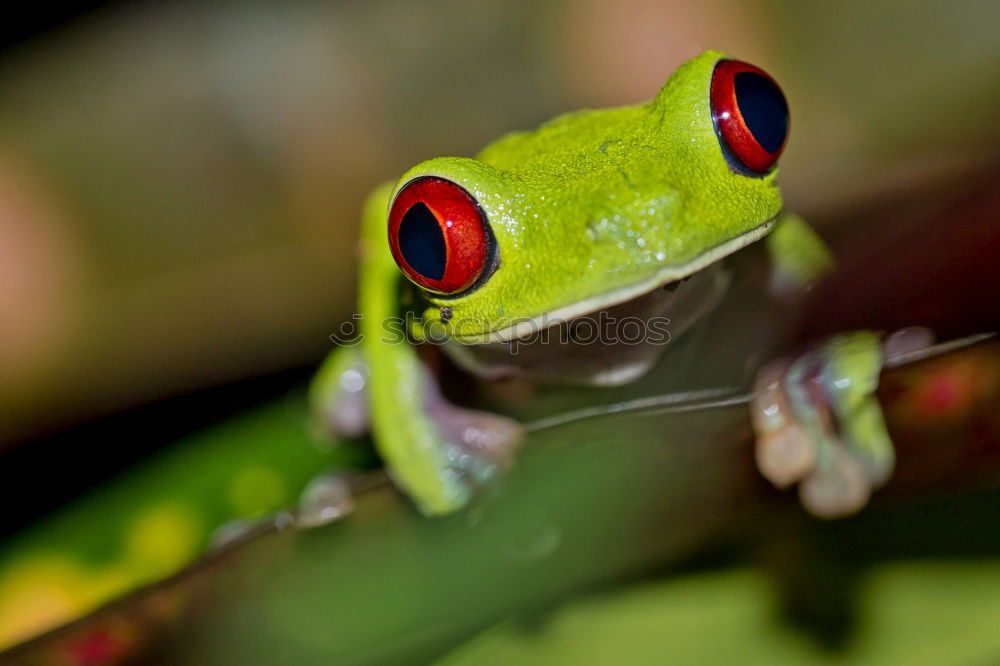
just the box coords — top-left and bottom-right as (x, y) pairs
(310, 344), (523, 515)
(311, 183), (523, 515)
(751, 331), (896, 517)
(754, 215), (931, 517)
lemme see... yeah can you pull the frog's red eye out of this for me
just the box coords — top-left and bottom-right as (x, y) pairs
(711, 59), (789, 174)
(388, 177), (495, 295)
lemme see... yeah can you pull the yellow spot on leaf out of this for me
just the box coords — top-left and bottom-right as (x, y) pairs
(0, 556), (88, 649)
(125, 504), (202, 578)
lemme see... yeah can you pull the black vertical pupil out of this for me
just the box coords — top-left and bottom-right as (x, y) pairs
(734, 72), (788, 155)
(399, 202), (446, 280)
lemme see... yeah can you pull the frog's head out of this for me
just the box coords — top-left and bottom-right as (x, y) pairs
(388, 50), (788, 343)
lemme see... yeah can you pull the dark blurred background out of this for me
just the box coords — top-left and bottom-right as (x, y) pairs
(1, 0), (998, 525)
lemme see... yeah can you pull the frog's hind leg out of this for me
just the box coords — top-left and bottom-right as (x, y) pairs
(330, 183), (524, 515)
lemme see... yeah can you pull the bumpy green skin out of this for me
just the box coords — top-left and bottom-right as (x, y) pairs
(329, 50), (787, 515)
(403, 50), (783, 341)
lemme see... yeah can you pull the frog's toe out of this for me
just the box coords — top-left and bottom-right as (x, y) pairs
(752, 332), (894, 518)
(799, 445), (872, 518)
(309, 347), (370, 439)
(755, 425), (817, 488)
(751, 359), (817, 487)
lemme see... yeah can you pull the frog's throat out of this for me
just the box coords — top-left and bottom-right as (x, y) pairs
(472, 217), (776, 344)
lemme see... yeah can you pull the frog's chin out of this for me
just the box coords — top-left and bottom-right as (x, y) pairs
(476, 217), (775, 344)
(441, 259), (732, 386)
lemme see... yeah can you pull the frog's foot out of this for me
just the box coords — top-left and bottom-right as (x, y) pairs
(751, 330), (931, 518)
(419, 368), (525, 498)
(310, 346), (523, 514)
(309, 346), (371, 439)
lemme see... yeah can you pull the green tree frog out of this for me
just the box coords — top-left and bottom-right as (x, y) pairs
(311, 50), (895, 518)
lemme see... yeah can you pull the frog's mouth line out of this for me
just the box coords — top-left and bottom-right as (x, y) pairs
(472, 217), (776, 344)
